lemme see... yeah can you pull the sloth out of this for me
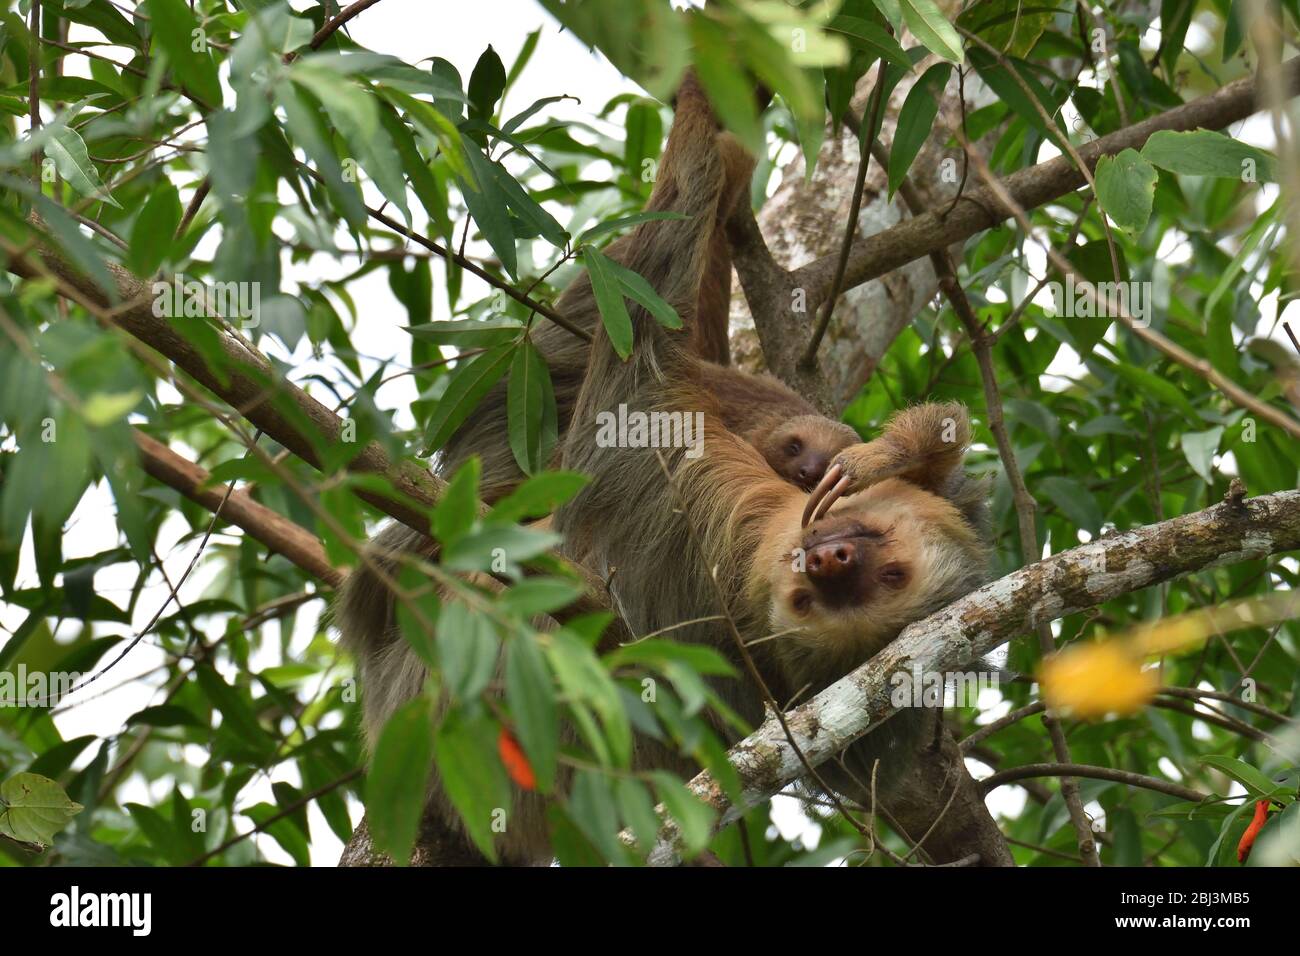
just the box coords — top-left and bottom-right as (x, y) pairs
(706, 365), (860, 489)
(336, 70), (988, 864)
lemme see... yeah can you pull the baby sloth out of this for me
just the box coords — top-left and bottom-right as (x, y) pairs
(759, 414), (860, 490)
(706, 365), (859, 489)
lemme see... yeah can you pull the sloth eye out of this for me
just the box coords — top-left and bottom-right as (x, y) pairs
(791, 590), (813, 613)
(878, 563), (908, 588)
(785, 440), (802, 457)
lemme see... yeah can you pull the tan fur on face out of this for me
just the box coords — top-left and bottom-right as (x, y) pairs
(757, 479), (987, 688)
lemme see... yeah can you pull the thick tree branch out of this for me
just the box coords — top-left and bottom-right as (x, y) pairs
(641, 488), (1300, 864)
(790, 58), (1300, 308)
(133, 429), (344, 588)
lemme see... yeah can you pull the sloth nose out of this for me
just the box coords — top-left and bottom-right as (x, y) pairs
(796, 453), (829, 486)
(805, 539), (866, 602)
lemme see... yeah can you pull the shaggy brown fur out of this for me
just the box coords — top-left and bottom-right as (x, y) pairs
(706, 364), (860, 488)
(335, 71), (989, 864)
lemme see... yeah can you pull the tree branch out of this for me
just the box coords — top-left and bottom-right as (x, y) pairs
(790, 58), (1300, 306)
(978, 763), (1207, 804)
(3, 239), (626, 644)
(305, 0), (385, 52)
(133, 429), (344, 588)
(640, 487), (1300, 864)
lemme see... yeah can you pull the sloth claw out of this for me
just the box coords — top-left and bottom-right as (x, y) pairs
(802, 462), (850, 527)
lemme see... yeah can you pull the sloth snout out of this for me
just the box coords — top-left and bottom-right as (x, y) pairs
(794, 451), (830, 488)
(804, 538), (874, 606)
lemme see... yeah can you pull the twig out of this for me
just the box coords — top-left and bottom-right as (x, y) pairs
(187, 768), (362, 866)
(28, 1), (41, 178)
(979, 763), (1207, 803)
(304, 0), (385, 55)
(800, 57), (889, 369)
(959, 701), (1047, 752)
(175, 179), (211, 239)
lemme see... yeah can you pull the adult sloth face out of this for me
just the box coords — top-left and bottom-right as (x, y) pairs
(757, 478), (987, 681)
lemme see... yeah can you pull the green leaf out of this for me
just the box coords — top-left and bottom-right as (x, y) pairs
(434, 457), (482, 546)
(603, 255), (682, 330)
(888, 63), (950, 198)
(1094, 149), (1157, 232)
(547, 630), (631, 767)
(567, 769), (627, 863)
(433, 710), (511, 861)
(616, 777), (662, 853)
(956, 0), (1055, 58)
(1199, 755), (1284, 798)
(244, 798), (310, 866)
(459, 148), (519, 278)
(898, 0), (964, 63)
(147, 0), (223, 106)
(967, 47), (1061, 143)
(1111, 363), (1196, 416)
(126, 704), (204, 728)
(435, 601), (500, 699)
(505, 632), (559, 790)
(381, 87), (475, 185)
(407, 318), (523, 348)
(442, 523), (562, 573)
(825, 15), (912, 68)
(584, 248), (634, 358)
(366, 697), (435, 865)
(468, 45), (507, 122)
(193, 664), (276, 754)
(1140, 129), (1277, 181)
(577, 211), (687, 246)
(394, 567), (441, 668)
(44, 123), (119, 207)
(422, 345), (514, 453)
(872, 0), (906, 34)
(277, 83), (368, 228)
(290, 65), (411, 225)
(486, 158), (568, 247)
(607, 638), (738, 677)
(82, 389), (143, 427)
(499, 578), (582, 617)
(127, 180), (182, 275)
(487, 471), (589, 523)
(0, 773), (83, 847)
(689, 15), (762, 151)
(508, 339), (558, 476)
(1179, 426), (1224, 484)
(124, 803), (191, 864)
